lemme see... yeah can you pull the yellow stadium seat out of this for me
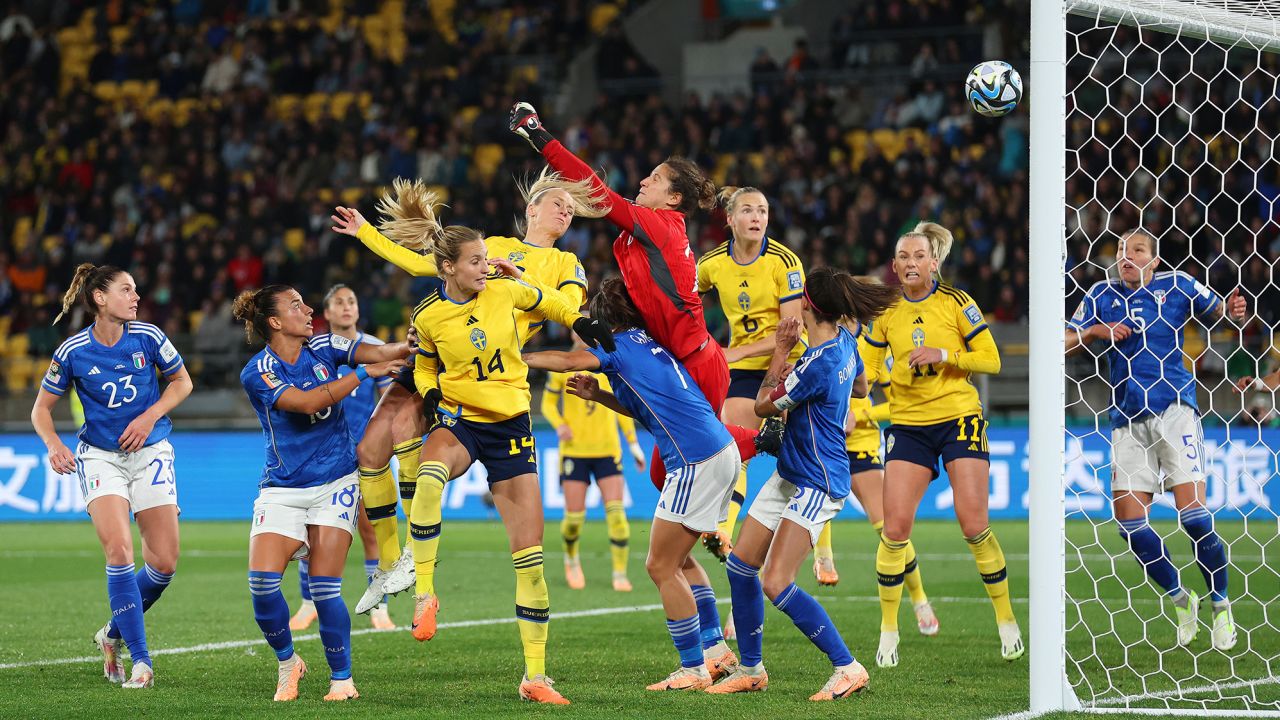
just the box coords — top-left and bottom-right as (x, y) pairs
(341, 187), (365, 207)
(303, 93), (328, 124)
(187, 310), (205, 333)
(274, 94), (302, 118)
(473, 144), (505, 179)
(93, 81), (121, 103)
(6, 334), (30, 358)
(357, 92), (373, 112)
(329, 92), (354, 119)
(284, 228), (306, 254)
(6, 358), (38, 393)
(590, 3), (621, 33)
(11, 216), (32, 250)
(316, 188), (335, 204)
(109, 26), (131, 47)
(456, 105), (481, 128)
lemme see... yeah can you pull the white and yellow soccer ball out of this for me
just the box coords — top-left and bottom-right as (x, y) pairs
(965, 60), (1023, 118)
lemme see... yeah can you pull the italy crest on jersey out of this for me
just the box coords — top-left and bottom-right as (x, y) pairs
(470, 328), (487, 350)
(132, 352), (146, 370)
(313, 364), (331, 381)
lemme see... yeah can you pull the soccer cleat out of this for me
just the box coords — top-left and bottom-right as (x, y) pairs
(915, 600), (940, 636)
(705, 666), (768, 694)
(999, 621), (1025, 661)
(519, 674), (570, 705)
(564, 559), (585, 590)
(94, 624), (125, 684)
(809, 661), (869, 701)
(370, 603), (395, 630)
(723, 614), (736, 641)
(411, 593), (440, 642)
(122, 661), (154, 689)
(705, 648), (740, 682)
(273, 655), (306, 702)
(381, 543), (417, 596)
(289, 599), (317, 630)
(1175, 590), (1200, 647)
(1212, 607), (1238, 651)
(646, 666), (713, 691)
(356, 569), (390, 615)
(754, 416), (785, 455)
(876, 630), (899, 668)
(814, 555), (839, 586)
(612, 572), (632, 592)
(701, 530), (733, 562)
(323, 678), (359, 701)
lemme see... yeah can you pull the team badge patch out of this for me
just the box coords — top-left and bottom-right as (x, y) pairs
(313, 364), (331, 381)
(912, 328), (925, 348)
(737, 292), (751, 311)
(886, 433), (895, 454)
(963, 304), (983, 326)
(132, 352), (146, 370)
(787, 270), (803, 291)
(261, 372), (284, 389)
(470, 328), (487, 350)
(562, 458), (575, 475)
(1154, 290), (1166, 305)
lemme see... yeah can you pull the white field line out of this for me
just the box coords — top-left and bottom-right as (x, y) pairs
(1092, 674), (1280, 707)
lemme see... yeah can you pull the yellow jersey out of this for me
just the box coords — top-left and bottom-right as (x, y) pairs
(846, 333), (893, 454)
(696, 238), (806, 371)
(412, 275), (582, 423)
(863, 282), (1001, 426)
(541, 372), (638, 458)
(356, 224), (586, 341)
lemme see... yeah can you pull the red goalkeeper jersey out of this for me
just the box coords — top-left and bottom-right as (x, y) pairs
(542, 141), (709, 360)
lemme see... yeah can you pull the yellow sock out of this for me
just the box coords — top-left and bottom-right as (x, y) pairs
(561, 510), (585, 560)
(876, 535), (909, 632)
(360, 464), (399, 570)
(716, 463), (749, 539)
(815, 520), (834, 561)
(393, 438), (423, 518)
(604, 500), (629, 574)
(513, 545), (549, 678)
(966, 526), (1016, 625)
(904, 539), (929, 605)
(411, 460), (447, 596)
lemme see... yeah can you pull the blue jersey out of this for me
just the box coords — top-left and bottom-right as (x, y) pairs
(587, 329), (733, 470)
(41, 322), (184, 451)
(771, 326), (862, 499)
(1068, 270), (1220, 428)
(240, 333), (363, 489)
(335, 332), (391, 443)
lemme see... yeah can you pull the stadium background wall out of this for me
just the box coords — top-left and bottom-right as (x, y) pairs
(0, 427), (1275, 522)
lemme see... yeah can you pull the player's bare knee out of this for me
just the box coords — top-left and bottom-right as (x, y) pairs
(645, 553), (678, 583)
(102, 542), (133, 566)
(959, 518), (989, 540)
(760, 571), (791, 600)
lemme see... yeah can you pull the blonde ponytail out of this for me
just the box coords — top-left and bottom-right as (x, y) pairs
(910, 221), (954, 267)
(375, 177), (484, 269)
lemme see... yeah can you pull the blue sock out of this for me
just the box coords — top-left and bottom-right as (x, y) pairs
(725, 553), (765, 667)
(666, 615), (704, 669)
(248, 571), (294, 661)
(364, 558), (386, 603)
(1180, 507), (1230, 603)
(1118, 518), (1182, 597)
(309, 575), (352, 681)
(298, 559), (312, 602)
(107, 564), (173, 640)
(106, 563), (150, 667)
(770, 582), (853, 667)
(690, 584), (724, 650)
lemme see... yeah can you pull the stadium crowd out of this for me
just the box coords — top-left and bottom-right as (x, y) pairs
(0, 0), (1065, 395)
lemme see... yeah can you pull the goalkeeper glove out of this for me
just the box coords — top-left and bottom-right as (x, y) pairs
(509, 101), (554, 151)
(572, 316), (616, 352)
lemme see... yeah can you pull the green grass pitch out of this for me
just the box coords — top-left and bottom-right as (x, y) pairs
(0, 519), (1273, 719)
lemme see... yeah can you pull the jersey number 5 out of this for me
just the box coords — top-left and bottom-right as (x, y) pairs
(471, 349), (506, 381)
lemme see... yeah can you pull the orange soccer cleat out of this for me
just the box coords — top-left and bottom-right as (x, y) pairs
(701, 531), (734, 562)
(612, 573), (633, 592)
(273, 655), (306, 702)
(289, 600), (318, 630)
(705, 667), (768, 694)
(411, 593), (440, 642)
(813, 556), (839, 586)
(647, 666), (713, 691)
(809, 662), (869, 701)
(564, 559), (585, 590)
(519, 674), (571, 705)
(323, 678), (359, 701)
(705, 648), (740, 682)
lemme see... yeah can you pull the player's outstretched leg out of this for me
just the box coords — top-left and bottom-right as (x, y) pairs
(357, 464), (399, 614)
(772, 581), (868, 701)
(100, 562), (174, 684)
(875, 535), (907, 667)
(1117, 516), (1196, 645)
(409, 461), (447, 641)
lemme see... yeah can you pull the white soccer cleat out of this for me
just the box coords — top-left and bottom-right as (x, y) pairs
(809, 661), (869, 701)
(94, 624), (125, 684)
(122, 661), (154, 689)
(876, 630), (899, 668)
(1212, 606), (1238, 651)
(273, 654), (306, 702)
(914, 600), (939, 636)
(381, 543), (417, 596)
(1175, 590), (1200, 647)
(999, 621), (1025, 661)
(323, 677), (359, 701)
(356, 569), (389, 615)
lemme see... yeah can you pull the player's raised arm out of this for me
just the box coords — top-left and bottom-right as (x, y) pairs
(523, 349), (602, 373)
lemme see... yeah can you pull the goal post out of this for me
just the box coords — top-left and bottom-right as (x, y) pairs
(1030, 0), (1280, 716)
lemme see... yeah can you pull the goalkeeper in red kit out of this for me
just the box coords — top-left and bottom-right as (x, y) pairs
(509, 102), (780, 492)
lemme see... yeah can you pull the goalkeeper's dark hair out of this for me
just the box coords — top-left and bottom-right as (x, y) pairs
(1119, 227), (1158, 258)
(587, 278), (646, 333)
(663, 156), (717, 216)
(232, 285), (293, 343)
(803, 267), (899, 326)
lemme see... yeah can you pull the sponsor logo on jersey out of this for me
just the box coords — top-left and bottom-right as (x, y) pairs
(739, 280), (749, 288)
(964, 304), (983, 325)
(114, 364), (125, 369)
(261, 372), (284, 388)
(737, 292), (751, 311)
(912, 328), (925, 348)
(313, 364), (331, 381)
(913, 316), (925, 324)
(132, 352), (146, 369)
(1112, 298), (1122, 308)
(787, 270), (802, 290)
(470, 328), (487, 350)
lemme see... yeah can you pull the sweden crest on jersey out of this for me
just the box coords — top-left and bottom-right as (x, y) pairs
(508, 250), (526, 263)
(470, 328), (487, 350)
(738, 292), (751, 310)
(912, 328), (925, 347)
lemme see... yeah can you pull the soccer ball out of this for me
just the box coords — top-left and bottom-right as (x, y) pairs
(966, 61), (1023, 118)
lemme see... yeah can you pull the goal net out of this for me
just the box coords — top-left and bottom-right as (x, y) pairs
(1032, 0), (1280, 716)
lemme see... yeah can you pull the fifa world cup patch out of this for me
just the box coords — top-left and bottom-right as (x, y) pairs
(159, 339), (179, 363)
(261, 372), (284, 389)
(788, 270), (803, 291)
(575, 263), (587, 283)
(1071, 304), (1085, 321)
(45, 361), (62, 383)
(330, 334), (354, 352)
(964, 304), (983, 326)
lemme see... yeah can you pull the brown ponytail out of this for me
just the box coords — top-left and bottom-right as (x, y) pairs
(803, 267), (899, 326)
(663, 156), (716, 216)
(55, 263), (126, 324)
(587, 277), (646, 333)
(232, 285), (292, 343)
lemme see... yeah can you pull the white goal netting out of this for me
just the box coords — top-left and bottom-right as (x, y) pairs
(1061, 0), (1280, 714)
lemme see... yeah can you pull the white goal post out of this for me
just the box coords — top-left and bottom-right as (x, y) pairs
(1030, 0), (1280, 716)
